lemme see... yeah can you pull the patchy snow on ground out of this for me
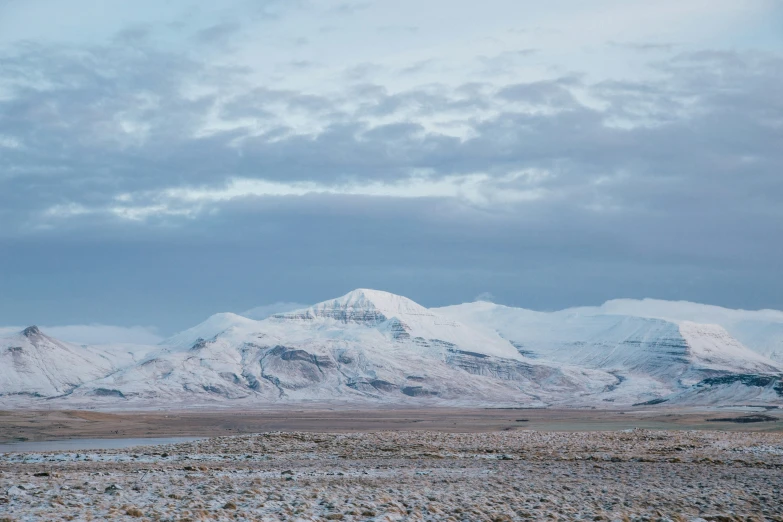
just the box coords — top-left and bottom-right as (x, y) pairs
(1, 430), (782, 521)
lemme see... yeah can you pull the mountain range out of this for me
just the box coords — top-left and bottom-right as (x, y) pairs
(1, 289), (781, 409)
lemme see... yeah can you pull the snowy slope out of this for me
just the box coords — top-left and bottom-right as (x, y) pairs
(160, 313), (263, 351)
(0, 326), (147, 398)
(436, 301), (782, 404)
(678, 321), (777, 373)
(437, 298), (783, 362)
(570, 299), (783, 362)
(643, 374), (783, 407)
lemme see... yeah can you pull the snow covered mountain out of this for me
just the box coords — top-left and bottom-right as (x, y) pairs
(568, 298), (783, 362)
(66, 290), (613, 407)
(0, 326), (146, 398)
(1, 291), (781, 409)
(273, 289), (522, 360)
(436, 301), (782, 405)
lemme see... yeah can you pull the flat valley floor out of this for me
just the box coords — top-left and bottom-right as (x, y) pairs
(1, 408), (782, 521)
(2, 407), (782, 442)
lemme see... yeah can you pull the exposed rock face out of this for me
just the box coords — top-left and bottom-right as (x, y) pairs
(255, 346), (341, 391)
(92, 388), (125, 398)
(189, 338), (209, 351)
(22, 326), (42, 338)
(650, 373), (783, 405)
(280, 307), (389, 325)
(401, 386), (438, 397)
(385, 319), (411, 340)
(369, 379), (397, 392)
(446, 350), (535, 381)
(275, 347), (336, 368)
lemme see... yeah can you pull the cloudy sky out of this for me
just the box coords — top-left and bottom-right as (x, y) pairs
(1, 0), (781, 340)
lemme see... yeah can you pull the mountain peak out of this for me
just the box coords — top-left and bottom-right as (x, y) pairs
(335, 289), (428, 312)
(22, 325), (42, 338)
(278, 289), (431, 325)
(161, 312), (260, 349)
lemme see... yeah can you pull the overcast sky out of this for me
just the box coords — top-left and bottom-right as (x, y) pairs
(1, 0), (781, 339)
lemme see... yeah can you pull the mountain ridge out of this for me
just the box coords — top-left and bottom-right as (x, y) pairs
(1, 290), (781, 409)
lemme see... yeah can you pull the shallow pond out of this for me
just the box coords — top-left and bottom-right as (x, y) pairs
(0, 436), (204, 453)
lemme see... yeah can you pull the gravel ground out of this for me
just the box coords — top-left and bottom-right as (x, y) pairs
(1, 430), (781, 521)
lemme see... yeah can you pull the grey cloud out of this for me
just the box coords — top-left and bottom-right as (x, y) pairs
(377, 25), (419, 34)
(289, 36), (309, 47)
(327, 2), (373, 16)
(0, 37), (781, 322)
(193, 21), (242, 45)
(2, 189), (780, 330)
(114, 25), (153, 45)
(342, 62), (384, 81)
(245, 0), (306, 21)
(477, 49), (539, 76)
(399, 59), (438, 75)
(355, 85), (493, 117)
(220, 86), (336, 119)
(607, 41), (676, 52)
(284, 60), (319, 70)
(2, 44), (781, 231)
(2, 44), (780, 203)
(497, 78), (580, 107)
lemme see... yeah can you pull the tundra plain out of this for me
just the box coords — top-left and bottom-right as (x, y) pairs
(1, 408), (782, 521)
